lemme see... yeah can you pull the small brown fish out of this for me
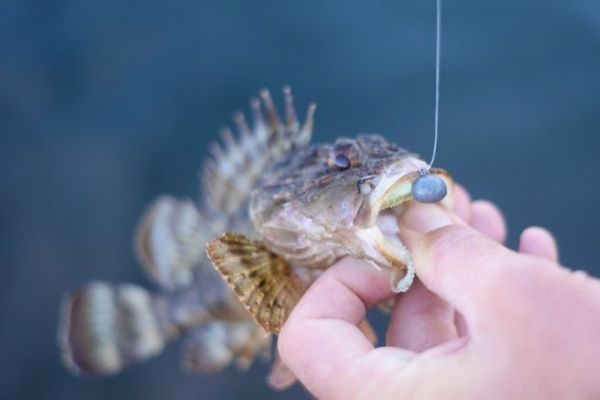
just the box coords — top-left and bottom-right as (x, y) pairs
(58, 88), (452, 390)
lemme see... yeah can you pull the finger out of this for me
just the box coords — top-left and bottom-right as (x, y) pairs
(391, 202), (462, 351)
(391, 199), (502, 347)
(469, 200), (507, 243)
(452, 183), (472, 222)
(393, 195), (506, 349)
(399, 205), (515, 320)
(387, 279), (458, 351)
(519, 226), (559, 262)
(401, 202), (467, 233)
(278, 258), (410, 398)
(454, 311), (469, 337)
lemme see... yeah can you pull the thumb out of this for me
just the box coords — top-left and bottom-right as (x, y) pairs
(399, 203), (513, 318)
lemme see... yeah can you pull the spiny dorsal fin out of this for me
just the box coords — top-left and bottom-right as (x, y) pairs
(201, 87), (316, 217)
(136, 196), (220, 290)
(206, 233), (306, 334)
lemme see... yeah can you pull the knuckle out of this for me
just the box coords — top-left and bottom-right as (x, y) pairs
(476, 267), (515, 308)
(428, 225), (496, 268)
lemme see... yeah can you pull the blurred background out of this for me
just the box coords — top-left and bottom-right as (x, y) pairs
(1, 0), (599, 398)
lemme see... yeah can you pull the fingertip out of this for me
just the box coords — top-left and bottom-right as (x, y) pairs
(284, 258), (391, 327)
(452, 183), (472, 222)
(401, 202), (460, 234)
(400, 223), (507, 318)
(519, 226), (559, 262)
(278, 315), (370, 399)
(469, 200), (507, 243)
(278, 257), (393, 396)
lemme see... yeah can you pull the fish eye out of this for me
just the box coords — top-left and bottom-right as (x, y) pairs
(332, 154), (351, 170)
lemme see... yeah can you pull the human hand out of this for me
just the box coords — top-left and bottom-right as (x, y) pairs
(278, 185), (600, 399)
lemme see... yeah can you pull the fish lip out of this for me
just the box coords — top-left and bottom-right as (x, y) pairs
(353, 224), (416, 293)
(351, 166), (450, 292)
(353, 166), (450, 229)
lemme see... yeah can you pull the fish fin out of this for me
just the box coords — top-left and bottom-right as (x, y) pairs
(181, 322), (271, 374)
(267, 350), (298, 390)
(58, 282), (173, 376)
(377, 297), (396, 314)
(206, 233), (306, 334)
(136, 196), (218, 290)
(359, 319), (378, 345)
(201, 87), (316, 217)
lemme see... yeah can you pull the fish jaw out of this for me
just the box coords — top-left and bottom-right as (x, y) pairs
(353, 226), (416, 293)
(350, 159), (453, 292)
(354, 157), (452, 229)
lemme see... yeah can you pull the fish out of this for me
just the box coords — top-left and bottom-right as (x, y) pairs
(57, 87), (453, 390)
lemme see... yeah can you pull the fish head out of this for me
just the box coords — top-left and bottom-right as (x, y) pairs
(250, 134), (452, 292)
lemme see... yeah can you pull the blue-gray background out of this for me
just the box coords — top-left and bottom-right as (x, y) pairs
(1, 0), (599, 399)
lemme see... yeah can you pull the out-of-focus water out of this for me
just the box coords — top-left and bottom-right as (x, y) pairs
(1, 1), (599, 399)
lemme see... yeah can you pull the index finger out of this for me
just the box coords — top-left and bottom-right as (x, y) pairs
(278, 258), (410, 398)
(399, 205), (515, 319)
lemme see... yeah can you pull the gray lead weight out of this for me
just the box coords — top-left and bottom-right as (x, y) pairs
(412, 174), (447, 203)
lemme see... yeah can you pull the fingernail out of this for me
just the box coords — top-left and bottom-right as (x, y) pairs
(403, 204), (453, 233)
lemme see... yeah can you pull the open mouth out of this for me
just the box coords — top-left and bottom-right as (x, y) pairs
(354, 166), (452, 293)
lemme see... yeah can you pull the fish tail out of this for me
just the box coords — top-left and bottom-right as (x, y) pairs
(58, 281), (177, 376)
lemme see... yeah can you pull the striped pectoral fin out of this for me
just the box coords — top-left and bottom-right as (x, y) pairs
(207, 233), (306, 334)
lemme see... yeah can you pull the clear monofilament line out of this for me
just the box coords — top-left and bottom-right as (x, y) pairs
(428, 0), (442, 170)
(412, 0), (448, 204)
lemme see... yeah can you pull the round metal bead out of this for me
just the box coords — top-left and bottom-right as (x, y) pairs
(412, 174), (447, 203)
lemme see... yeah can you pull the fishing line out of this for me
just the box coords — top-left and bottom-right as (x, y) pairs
(429, 0), (441, 169)
(412, 0), (448, 203)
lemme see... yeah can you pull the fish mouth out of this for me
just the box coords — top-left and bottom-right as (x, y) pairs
(355, 166), (451, 229)
(353, 162), (452, 293)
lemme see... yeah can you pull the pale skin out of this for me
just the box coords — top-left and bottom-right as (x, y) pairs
(278, 185), (600, 399)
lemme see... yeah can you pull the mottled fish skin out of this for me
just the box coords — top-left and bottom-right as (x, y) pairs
(209, 90), (452, 336)
(250, 135), (419, 268)
(57, 87), (451, 390)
